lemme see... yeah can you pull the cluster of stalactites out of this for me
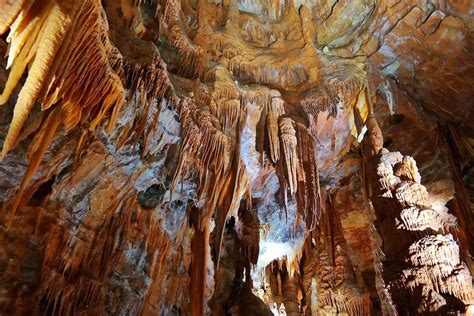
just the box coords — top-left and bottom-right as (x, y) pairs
(36, 177), (177, 315)
(302, 77), (363, 118)
(303, 78), (370, 174)
(227, 57), (309, 88)
(0, 0), (125, 219)
(112, 58), (174, 153)
(158, 0), (206, 78)
(173, 98), (234, 201)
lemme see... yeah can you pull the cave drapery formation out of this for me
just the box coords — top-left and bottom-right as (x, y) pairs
(0, 0), (473, 314)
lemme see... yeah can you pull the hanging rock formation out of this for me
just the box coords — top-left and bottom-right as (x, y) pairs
(0, 0), (473, 315)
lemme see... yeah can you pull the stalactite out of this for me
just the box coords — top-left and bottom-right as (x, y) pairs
(327, 77), (362, 110)
(295, 123), (322, 229)
(144, 238), (182, 313)
(216, 99), (241, 132)
(7, 107), (62, 225)
(0, 0), (25, 34)
(213, 159), (250, 268)
(267, 97), (285, 163)
(169, 77), (253, 315)
(190, 207), (209, 316)
(302, 78), (364, 119)
(304, 84), (370, 174)
(36, 181), (139, 314)
(123, 58), (171, 105)
(302, 93), (335, 118)
(280, 117), (298, 195)
(40, 271), (105, 316)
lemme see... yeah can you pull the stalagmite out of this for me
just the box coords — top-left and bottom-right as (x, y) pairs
(311, 197), (372, 316)
(364, 115), (473, 314)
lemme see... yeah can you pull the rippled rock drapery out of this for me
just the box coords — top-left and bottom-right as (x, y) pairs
(0, 0), (473, 315)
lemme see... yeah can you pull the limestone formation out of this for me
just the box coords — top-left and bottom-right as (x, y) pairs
(0, 0), (472, 315)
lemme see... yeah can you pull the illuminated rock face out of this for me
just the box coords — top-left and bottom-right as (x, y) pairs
(0, 0), (473, 315)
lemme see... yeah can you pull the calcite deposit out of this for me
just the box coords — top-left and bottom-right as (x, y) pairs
(0, 0), (472, 315)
